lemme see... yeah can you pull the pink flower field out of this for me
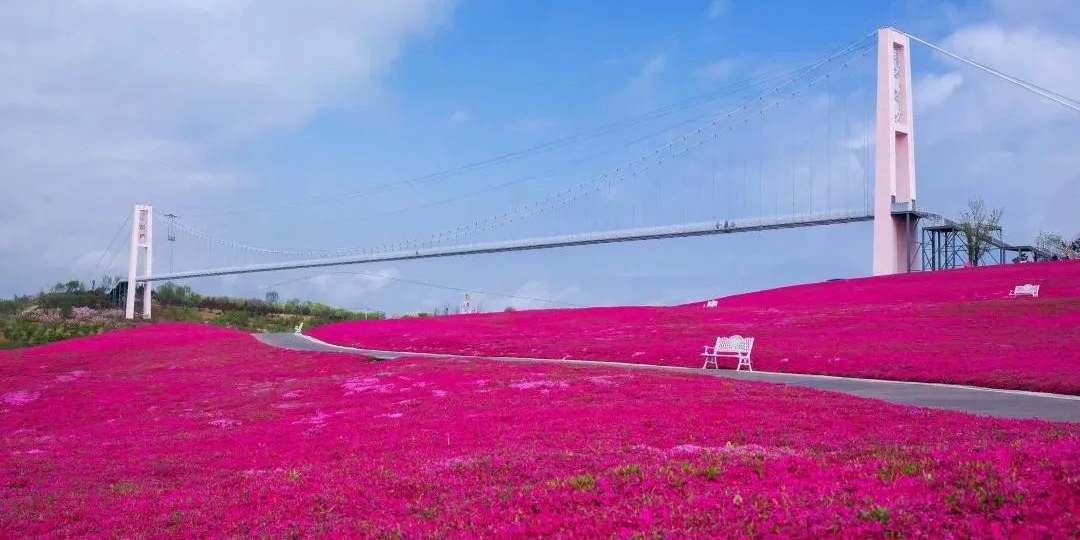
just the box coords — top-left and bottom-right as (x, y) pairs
(2, 323), (1079, 538)
(311, 261), (1080, 394)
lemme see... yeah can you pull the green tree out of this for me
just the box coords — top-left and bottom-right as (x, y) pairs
(1035, 231), (1065, 257)
(155, 282), (198, 306)
(958, 199), (1003, 266)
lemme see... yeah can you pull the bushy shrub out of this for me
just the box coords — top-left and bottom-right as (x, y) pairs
(213, 310), (252, 329)
(37, 291), (114, 310)
(0, 298), (30, 315)
(160, 306), (203, 322)
(0, 318), (112, 347)
(152, 282), (381, 321)
(154, 283), (199, 307)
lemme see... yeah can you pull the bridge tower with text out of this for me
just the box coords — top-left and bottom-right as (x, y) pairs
(873, 27), (919, 275)
(125, 204), (153, 320)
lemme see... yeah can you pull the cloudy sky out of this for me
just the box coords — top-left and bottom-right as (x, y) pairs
(1, 0), (1077, 314)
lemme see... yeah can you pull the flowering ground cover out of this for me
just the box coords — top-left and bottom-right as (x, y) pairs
(2, 324), (1079, 538)
(311, 261), (1080, 394)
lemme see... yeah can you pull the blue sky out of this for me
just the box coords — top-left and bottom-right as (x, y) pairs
(1, 0), (1077, 314)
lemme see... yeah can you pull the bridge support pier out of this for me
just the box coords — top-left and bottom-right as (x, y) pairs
(125, 204), (153, 320)
(872, 27), (918, 275)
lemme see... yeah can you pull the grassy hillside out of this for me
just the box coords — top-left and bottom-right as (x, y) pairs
(1, 323), (1077, 538)
(311, 261), (1080, 393)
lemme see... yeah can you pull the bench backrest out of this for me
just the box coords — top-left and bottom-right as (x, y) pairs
(713, 335), (753, 353)
(1013, 284), (1039, 295)
(704, 300), (718, 308)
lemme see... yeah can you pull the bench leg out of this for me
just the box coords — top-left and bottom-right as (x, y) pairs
(736, 355), (753, 372)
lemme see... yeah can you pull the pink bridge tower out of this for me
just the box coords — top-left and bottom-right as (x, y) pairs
(872, 27), (918, 275)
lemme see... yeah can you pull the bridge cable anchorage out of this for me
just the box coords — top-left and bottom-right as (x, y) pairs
(249, 270), (586, 309)
(898, 29), (1080, 113)
(153, 32), (878, 270)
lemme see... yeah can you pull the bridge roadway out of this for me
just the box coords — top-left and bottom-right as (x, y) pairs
(144, 208), (1046, 282)
(255, 332), (1080, 423)
(143, 210), (872, 281)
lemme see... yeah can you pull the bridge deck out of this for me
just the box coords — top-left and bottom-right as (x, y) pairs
(144, 210), (873, 281)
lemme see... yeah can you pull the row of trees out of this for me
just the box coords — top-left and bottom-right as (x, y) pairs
(153, 282), (385, 321)
(28, 277), (126, 313)
(958, 199), (1078, 265)
(1, 279), (386, 348)
(1035, 231), (1080, 259)
(48, 276), (121, 294)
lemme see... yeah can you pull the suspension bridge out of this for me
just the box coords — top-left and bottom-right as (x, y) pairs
(108, 27), (1078, 319)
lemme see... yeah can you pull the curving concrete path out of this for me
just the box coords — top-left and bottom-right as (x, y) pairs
(255, 332), (1080, 422)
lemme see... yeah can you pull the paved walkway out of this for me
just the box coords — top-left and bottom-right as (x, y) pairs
(255, 333), (1080, 422)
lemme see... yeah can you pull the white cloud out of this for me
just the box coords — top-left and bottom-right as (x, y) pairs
(693, 57), (743, 82)
(942, 23), (1080, 100)
(707, 0), (732, 19)
(912, 7), (1080, 243)
(617, 54), (667, 110)
(448, 109), (471, 123)
(0, 0), (457, 294)
(985, 0), (1080, 28)
(500, 279), (583, 311)
(916, 71), (963, 109)
(637, 55), (668, 80)
(509, 117), (558, 132)
(309, 269), (401, 302)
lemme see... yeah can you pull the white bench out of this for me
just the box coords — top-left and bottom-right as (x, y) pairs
(293, 322), (304, 334)
(1008, 284), (1040, 298)
(703, 300), (718, 308)
(702, 335), (754, 371)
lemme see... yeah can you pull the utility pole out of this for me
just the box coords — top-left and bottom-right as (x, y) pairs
(164, 214), (178, 275)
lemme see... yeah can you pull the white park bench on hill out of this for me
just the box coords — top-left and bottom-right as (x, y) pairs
(1008, 284), (1040, 298)
(702, 335), (754, 371)
(294, 322), (304, 334)
(703, 300), (718, 308)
